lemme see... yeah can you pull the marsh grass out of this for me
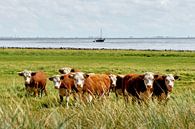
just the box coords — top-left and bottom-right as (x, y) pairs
(0, 48), (195, 128)
(0, 90), (194, 129)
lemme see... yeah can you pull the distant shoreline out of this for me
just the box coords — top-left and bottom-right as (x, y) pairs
(0, 47), (194, 52)
(1, 37), (195, 40)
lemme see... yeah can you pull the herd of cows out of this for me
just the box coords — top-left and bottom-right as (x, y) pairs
(18, 67), (179, 107)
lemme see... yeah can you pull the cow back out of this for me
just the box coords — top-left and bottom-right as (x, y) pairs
(83, 74), (111, 95)
(60, 74), (75, 90)
(123, 74), (146, 96)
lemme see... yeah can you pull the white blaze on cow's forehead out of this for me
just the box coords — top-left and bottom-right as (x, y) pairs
(59, 67), (72, 74)
(72, 72), (85, 88)
(51, 75), (61, 88)
(144, 72), (154, 80)
(20, 70), (32, 84)
(52, 75), (61, 81)
(143, 72), (154, 87)
(166, 74), (175, 80)
(73, 72), (85, 79)
(109, 74), (117, 86)
(22, 70), (32, 77)
(165, 74), (175, 88)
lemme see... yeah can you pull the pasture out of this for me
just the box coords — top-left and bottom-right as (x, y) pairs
(0, 48), (195, 129)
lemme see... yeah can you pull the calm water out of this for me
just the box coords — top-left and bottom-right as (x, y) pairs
(0, 38), (195, 50)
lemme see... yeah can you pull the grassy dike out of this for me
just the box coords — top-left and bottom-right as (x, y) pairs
(0, 48), (195, 129)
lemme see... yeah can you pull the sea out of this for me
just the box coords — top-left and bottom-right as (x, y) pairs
(0, 38), (195, 50)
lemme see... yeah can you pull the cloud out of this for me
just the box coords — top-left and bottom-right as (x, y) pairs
(0, 0), (195, 37)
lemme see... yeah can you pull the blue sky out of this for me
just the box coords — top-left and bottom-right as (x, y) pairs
(0, 0), (195, 38)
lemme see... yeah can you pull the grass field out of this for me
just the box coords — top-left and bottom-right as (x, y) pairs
(0, 48), (195, 129)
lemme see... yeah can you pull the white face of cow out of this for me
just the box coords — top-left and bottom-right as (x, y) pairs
(49, 75), (61, 89)
(109, 74), (117, 87)
(70, 72), (85, 88)
(165, 74), (175, 92)
(18, 70), (32, 85)
(59, 67), (72, 74)
(143, 72), (154, 89)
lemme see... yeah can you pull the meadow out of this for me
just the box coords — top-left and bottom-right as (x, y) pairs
(0, 48), (195, 129)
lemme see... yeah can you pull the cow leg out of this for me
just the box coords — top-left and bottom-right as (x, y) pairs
(33, 83), (39, 97)
(39, 89), (43, 97)
(44, 88), (48, 96)
(59, 95), (63, 104)
(66, 95), (70, 108)
(123, 89), (129, 103)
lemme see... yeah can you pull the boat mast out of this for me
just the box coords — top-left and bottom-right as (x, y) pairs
(100, 28), (102, 38)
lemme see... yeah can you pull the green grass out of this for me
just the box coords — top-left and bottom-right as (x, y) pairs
(0, 48), (195, 129)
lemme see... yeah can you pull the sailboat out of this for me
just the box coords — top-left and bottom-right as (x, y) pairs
(93, 29), (105, 42)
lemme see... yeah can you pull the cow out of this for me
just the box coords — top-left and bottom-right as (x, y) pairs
(59, 67), (80, 74)
(18, 70), (47, 97)
(49, 74), (77, 108)
(69, 72), (114, 102)
(123, 72), (158, 104)
(113, 75), (125, 98)
(153, 74), (179, 102)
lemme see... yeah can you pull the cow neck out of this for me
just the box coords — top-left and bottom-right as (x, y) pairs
(155, 79), (169, 95)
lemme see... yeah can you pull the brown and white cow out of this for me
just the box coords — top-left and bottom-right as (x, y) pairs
(153, 74), (179, 101)
(113, 75), (125, 98)
(49, 74), (77, 108)
(18, 70), (47, 97)
(69, 72), (114, 102)
(123, 72), (158, 103)
(59, 67), (80, 74)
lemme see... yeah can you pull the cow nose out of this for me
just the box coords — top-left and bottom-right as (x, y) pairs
(55, 86), (59, 89)
(168, 85), (173, 91)
(25, 81), (30, 85)
(147, 85), (152, 89)
(77, 84), (82, 88)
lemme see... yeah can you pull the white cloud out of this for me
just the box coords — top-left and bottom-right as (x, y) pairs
(0, 0), (195, 37)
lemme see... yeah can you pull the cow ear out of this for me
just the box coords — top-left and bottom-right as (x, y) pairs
(49, 77), (53, 81)
(59, 69), (63, 74)
(84, 74), (90, 78)
(162, 75), (166, 79)
(70, 68), (75, 72)
(31, 72), (36, 76)
(140, 75), (145, 80)
(18, 72), (24, 76)
(60, 76), (64, 80)
(154, 74), (159, 79)
(174, 75), (179, 80)
(68, 73), (75, 79)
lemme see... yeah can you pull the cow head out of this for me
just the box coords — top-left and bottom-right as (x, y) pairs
(49, 75), (62, 89)
(109, 74), (117, 88)
(143, 72), (158, 90)
(163, 74), (179, 92)
(59, 67), (72, 74)
(69, 72), (89, 88)
(18, 70), (36, 85)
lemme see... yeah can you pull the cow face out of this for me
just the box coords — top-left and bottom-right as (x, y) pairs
(59, 67), (72, 74)
(109, 74), (117, 88)
(143, 72), (155, 89)
(164, 74), (179, 92)
(49, 75), (62, 89)
(18, 70), (34, 85)
(69, 72), (87, 88)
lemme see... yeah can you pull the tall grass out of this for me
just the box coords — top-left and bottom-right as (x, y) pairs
(0, 89), (194, 129)
(0, 48), (195, 128)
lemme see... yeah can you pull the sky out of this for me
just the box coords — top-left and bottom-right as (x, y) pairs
(0, 0), (195, 38)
